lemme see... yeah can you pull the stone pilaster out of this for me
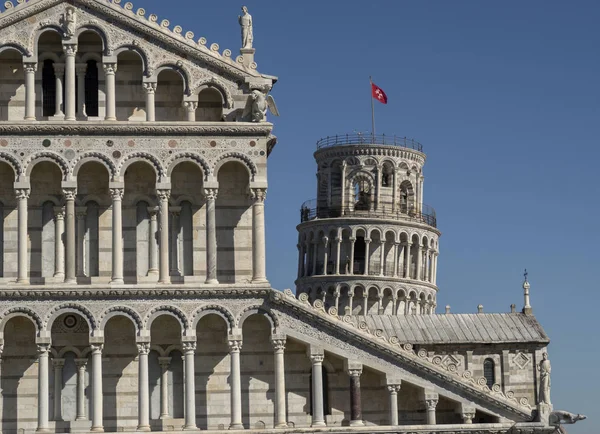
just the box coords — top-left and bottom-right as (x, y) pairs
(228, 336), (243, 429)
(345, 361), (363, 426)
(271, 336), (287, 428)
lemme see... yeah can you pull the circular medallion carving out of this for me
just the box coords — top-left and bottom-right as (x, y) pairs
(0, 139), (7, 147)
(42, 139), (51, 148)
(128, 140), (135, 147)
(249, 141), (256, 147)
(112, 151), (122, 159)
(64, 140), (72, 147)
(63, 314), (77, 329)
(168, 140), (177, 148)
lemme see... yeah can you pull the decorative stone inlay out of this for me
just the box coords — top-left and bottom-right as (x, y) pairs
(514, 351), (531, 369)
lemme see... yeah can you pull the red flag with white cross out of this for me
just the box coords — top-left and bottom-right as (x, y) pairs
(371, 82), (388, 104)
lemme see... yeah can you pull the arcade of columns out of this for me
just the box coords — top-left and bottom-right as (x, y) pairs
(11, 184), (267, 284)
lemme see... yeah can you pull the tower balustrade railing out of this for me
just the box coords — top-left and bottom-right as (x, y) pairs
(316, 133), (423, 152)
(299, 199), (437, 228)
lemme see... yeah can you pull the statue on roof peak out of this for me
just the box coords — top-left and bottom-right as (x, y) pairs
(239, 6), (253, 49)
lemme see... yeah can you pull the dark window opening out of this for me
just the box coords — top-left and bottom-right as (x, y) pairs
(354, 236), (366, 275)
(483, 359), (495, 388)
(85, 60), (99, 117)
(42, 59), (56, 117)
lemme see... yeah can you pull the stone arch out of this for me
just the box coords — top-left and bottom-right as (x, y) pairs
(72, 152), (117, 179)
(144, 305), (188, 332)
(190, 305), (235, 332)
(349, 170), (375, 186)
(38, 51), (61, 64)
(77, 194), (104, 207)
(0, 307), (42, 335)
(149, 344), (166, 357)
(155, 63), (191, 95)
(25, 152), (69, 180)
(237, 306), (279, 333)
(80, 52), (102, 64)
(213, 152), (257, 181)
(163, 344), (183, 357)
(31, 26), (63, 58)
(45, 303), (97, 332)
(58, 346), (83, 358)
(352, 225), (368, 238)
(98, 306), (143, 335)
(0, 42), (29, 57)
(114, 45), (149, 73)
(166, 152), (210, 179)
(193, 77), (233, 109)
(0, 152), (22, 177)
(75, 25), (109, 52)
(368, 227), (383, 240)
(118, 152), (165, 178)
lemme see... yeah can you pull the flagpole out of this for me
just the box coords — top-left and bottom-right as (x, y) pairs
(370, 76), (375, 141)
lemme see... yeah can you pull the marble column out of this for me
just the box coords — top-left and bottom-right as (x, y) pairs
(158, 357), (171, 419)
(91, 344), (104, 432)
(37, 343), (51, 432)
(54, 63), (65, 117)
(432, 252), (438, 285)
(309, 351), (326, 427)
(76, 63), (87, 118)
(311, 242), (317, 276)
(53, 207), (65, 279)
(334, 237), (341, 275)
(157, 190), (170, 284)
(16, 188), (29, 283)
(379, 240), (385, 276)
(76, 207), (87, 277)
(347, 364), (363, 426)
(75, 358), (88, 420)
(322, 237), (329, 275)
(349, 237), (355, 274)
(64, 188), (77, 283)
(182, 341), (197, 430)
(424, 392), (438, 425)
(416, 242), (423, 280)
(387, 383), (401, 426)
(251, 188), (267, 283)
(363, 239), (371, 276)
(23, 62), (37, 120)
(144, 82), (157, 122)
(103, 63), (117, 121)
(393, 243), (399, 277)
(204, 188), (218, 284)
(52, 358), (65, 421)
(147, 207), (159, 276)
(403, 242), (411, 279)
(228, 338), (243, 429)
(137, 343), (150, 431)
(63, 44), (77, 121)
(183, 101), (197, 122)
(110, 188), (124, 284)
(296, 243), (304, 279)
(271, 337), (287, 428)
(169, 207), (181, 277)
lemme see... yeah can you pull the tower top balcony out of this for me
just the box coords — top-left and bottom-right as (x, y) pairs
(316, 133), (423, 152)
(299, 199), (437, 228)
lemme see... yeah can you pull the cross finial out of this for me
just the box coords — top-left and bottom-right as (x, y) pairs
(524, 268), (528, 282)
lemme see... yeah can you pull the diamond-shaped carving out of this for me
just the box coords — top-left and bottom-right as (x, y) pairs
(514, 352), (531, 369)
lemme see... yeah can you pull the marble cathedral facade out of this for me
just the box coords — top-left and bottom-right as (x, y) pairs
(0, 1), (584, 434)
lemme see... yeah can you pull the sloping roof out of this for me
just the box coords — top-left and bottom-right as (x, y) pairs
(356, 313), (549, 344)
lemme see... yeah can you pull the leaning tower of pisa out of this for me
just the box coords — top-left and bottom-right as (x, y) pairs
(296, 133), (440, 315)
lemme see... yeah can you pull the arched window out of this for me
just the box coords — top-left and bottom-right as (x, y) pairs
(483, 358), (495, 388)
(84, 60), (99, 117)
(353, 179), (371, 210)
(42, 59), (56, 117)
(85, 201), (100, 277)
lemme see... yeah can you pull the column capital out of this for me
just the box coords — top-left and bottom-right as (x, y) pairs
(183, 101), (198, 112)
(345, 360), (363, 377)
(203, 187), (218, 201)
(143, 82), (157, 94)
(75, 63), (87, 75)
(63, 44), (78, 56)
(110, 188), (124, 200)
(52, 358), (65, 367)
(182, 341), (196, 354)
(270, 336), (286, 351)
(137, 342), (151, 355)
(54, 206), (65, 220)
(103, 62), (117, 74)
(228, 339), (243, 353)
(158, 356), (172, 367)
(387, 384), (401, 393)
(249, 187), (267, 202)
(75, 358), (88, 368)
(23, 62), (37, 73)
(62, 187), (77, 200)
(169, 206), (182, 217)
(157, 189), (171, 201)
(37, 343), (51, 355)
(55, 63), (66, 75)
(90, 343), (103, 355)
(15, 188), (30, 200)
(147, 206), (159, 217)
(75, 206), (87, 219)
(459, 404), (476, 424)
(424, 391), (439, 410)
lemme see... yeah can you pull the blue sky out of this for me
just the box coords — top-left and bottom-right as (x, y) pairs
(137, 1), (595, 430)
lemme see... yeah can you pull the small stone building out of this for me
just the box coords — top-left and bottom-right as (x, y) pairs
(0, 1), (581, 434)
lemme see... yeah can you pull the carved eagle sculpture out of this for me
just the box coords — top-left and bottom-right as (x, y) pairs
(246, 90), (280, 122)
